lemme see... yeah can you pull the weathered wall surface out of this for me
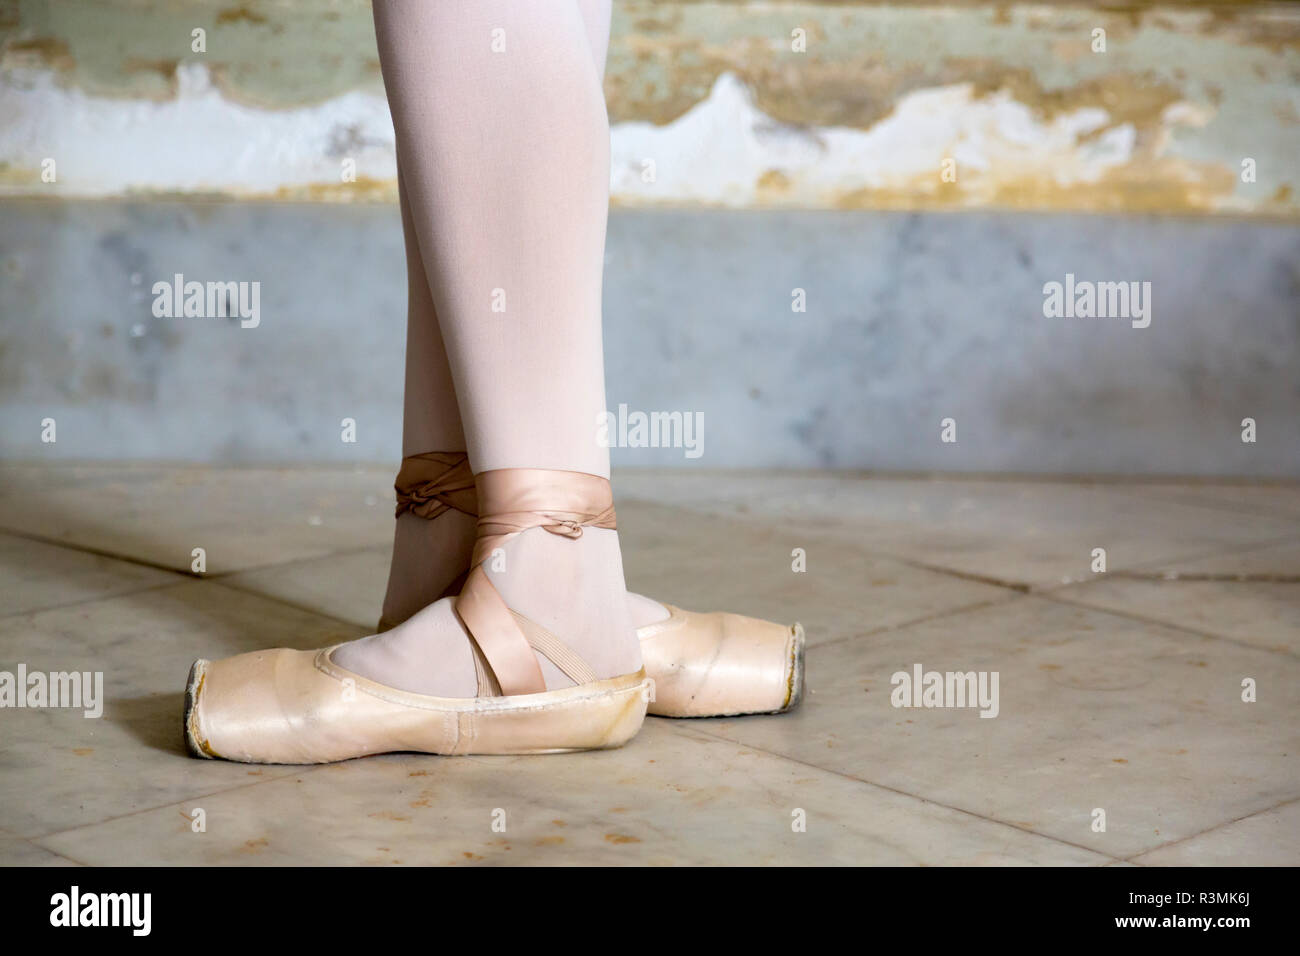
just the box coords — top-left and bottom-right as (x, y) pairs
(2, 0), (1296, 215)
(3, 201), (1297, 474)
(2, 3), (1296, 474)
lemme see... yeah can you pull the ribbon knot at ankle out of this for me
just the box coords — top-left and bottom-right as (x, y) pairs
(393, 452), (477, 519)
(547, 518), (585, 539)
(453, 468), (617, 698)
(469, 469), (617, 566)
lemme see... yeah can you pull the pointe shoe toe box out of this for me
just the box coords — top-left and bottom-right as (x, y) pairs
(184, 647), (433, 764)
(637, 607), (805, 718)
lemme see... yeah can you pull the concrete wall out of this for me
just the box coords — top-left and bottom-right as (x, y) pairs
(4, 201), (1297, 475)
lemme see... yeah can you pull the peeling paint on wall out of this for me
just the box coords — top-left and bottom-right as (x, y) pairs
(0, 63), (396, 199)
(1, 0), (1296, 215)
(612, 72), (1243, 212)
(0, 60), (1273, 214)
(603, 1), (1299, 214)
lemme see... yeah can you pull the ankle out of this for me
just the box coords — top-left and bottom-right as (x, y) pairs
(380, 510), (477, 625)
(485, 527), (641, 680)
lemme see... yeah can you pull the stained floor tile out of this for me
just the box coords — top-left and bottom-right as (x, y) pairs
(1056, 579), (1299, 656)
(616, 472), (1299, 589)
(0, 580), (363, 837)
(0, 463), (395, 574)
(223, 546), (390, 628)
(33, 720), (1110, 866)
(0, 834), (80, 866)
(1127, 537), (1300, 579)
(687, 596), (1300, 859)
(1128, 800), (1300, 866)
(1124, 483), (1300, 521)
(616, 500), (1011, 646)
(2, 465), (1294, 865)
(0, 531), (176, 618)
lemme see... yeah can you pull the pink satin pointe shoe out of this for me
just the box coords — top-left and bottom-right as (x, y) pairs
(635, 605), (804, 718)
(184, 468), (650, 764)
(376, 453), (805, 719)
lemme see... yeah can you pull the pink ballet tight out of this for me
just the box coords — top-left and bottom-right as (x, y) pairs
(334, 0), (643, 697)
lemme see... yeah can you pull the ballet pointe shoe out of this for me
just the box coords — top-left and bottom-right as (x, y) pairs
(376, 452), (805, 719)
(184, 468), (649, 764)
(637, 607), (804, 718)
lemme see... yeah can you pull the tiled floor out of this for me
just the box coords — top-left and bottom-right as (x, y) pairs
(1, 464), (1296, 865)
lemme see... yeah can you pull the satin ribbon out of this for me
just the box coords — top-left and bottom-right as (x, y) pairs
(454, 467), (617, 698)
(393, 452), (477, 519)
(471, 468), (616, 566)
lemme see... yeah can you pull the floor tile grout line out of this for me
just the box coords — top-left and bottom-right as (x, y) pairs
(630, 500), (1300, 595)
(818, 534), (1298, 598)
(203, 541), (391, 581)
(1038, 590), (1300, 659)
(669, 721), (1126, 864)
(9, 521), (1290, 632)
(1026, 534), (1300, 596)
(1116, 485), (1300, 523)
(885, 540), (1298, 598)
(1107, 572), (1300, 583)
(1024, 536), (1300, 597)
(208, 579), (374, 632)
(25, 764), (341, 847)
(0, 580), (183, 626)
(1121, 794), (1300, 863)
(1091, 532), (1300, 580)
(809, 592), (1028, 653)
(0, 525), (199, 579)
(890, 558), (1031, 593)
(13, 491), (1293, 613)
(0, 575), (366, 635)
(16, 838), (90, 867)
(752, 516), (1042, 594)
(617, 500), (1042, 593)
(0, 521), (392, 588)
(0, 527), (380, 632)
(622, 480), (1300, 527)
